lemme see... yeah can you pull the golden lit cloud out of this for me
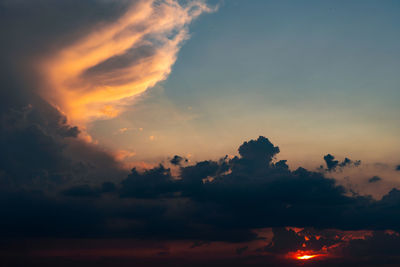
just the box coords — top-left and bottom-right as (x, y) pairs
(114, 149), (137, 161)
(39, 0), (213, 128)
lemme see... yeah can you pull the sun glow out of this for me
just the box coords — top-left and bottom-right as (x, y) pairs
(296, 254), (319, 260)
(286, 250), (325, 261)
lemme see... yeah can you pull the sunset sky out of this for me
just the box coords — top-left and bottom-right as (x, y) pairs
(1, 0), (400, 266)
(86, 0), (400, 165)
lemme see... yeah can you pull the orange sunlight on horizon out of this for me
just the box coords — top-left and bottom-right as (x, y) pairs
(296, 254), (319, 260)
(286, 250), (326, 261)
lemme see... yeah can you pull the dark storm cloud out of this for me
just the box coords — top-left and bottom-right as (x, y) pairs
(0, 0), (146, 128)
(264, 227), (400, 266)
(0, 189), (102, 238)
(0, 0), (127, 109)
(61, 184), (100, 198)
(0, 94), (125, 190)
(2, 134), (400, 266)
(114, 137), (400, 238)
(101, 181), (117, 193)
(120, 165), (176, 198)
(3, 136), (400, 243)
(0, 0), (130, 61)
(265, 228), (305, 253)
(342, 231), (400, 260)
(0, 0), (232, 243)
(235, 245), (248, 255)
(0, 97), (72, 187)
(0, 0), (131, 190)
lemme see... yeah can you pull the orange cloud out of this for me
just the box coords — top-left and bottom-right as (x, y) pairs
(39, 0), (213, 128)
(114, 150), (136, 161)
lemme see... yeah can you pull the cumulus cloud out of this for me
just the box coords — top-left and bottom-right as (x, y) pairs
(2, 136), (400, 241)
(321, 154), (361, 172)
(1, 135), (400, 266)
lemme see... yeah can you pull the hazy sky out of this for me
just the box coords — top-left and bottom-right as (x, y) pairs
(88, 0), (400, 168)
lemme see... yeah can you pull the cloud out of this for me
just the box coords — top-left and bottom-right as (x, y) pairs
(170, 155), (188, 165)
(368, 176), (382, 183)
(0, 1), (215, 194)
(265, 228), (305, 253)
(238, 136), (280, 163)
(0, 0), (156, 188)
(38, 0), (214, 126)
(61, 181), (117, 197)
(0, 88), (126, 190)
(3, 136), (399, 242)
(1, 135), (400, 265)
(114, 149), (136, 161)
(120, 165), (175, 198)
(62, 184), (100, 198)
(342, 231), (400, 261)
(114, 136), (400, 240)
(263, 227), (400, 266)
(235, 245), (248, 255)
(321, 154), (361, 172)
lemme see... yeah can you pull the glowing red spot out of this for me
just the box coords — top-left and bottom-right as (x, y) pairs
(296, 254), (319, 260)
(286, 250), (325, 261)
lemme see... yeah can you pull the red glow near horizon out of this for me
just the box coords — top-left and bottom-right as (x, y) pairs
(296, 254), (319, 260)
(287, 250), (326, 261)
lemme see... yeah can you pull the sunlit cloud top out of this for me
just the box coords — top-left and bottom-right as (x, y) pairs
(39, 0), (214, 126)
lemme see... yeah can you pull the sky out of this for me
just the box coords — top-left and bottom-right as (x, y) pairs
(89, 0), (400, 167)
(1, 0), (400, 266)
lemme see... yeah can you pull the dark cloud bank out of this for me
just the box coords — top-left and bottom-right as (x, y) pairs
(2, 129), (400, 266)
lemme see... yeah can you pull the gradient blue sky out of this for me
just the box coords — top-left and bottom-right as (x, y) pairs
(89, 0), (400, 169)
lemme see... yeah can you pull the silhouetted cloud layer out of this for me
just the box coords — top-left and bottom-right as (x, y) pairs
(1, 136), (400, 243)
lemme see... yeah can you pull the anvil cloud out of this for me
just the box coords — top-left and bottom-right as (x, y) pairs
(39, 0), (212, 125)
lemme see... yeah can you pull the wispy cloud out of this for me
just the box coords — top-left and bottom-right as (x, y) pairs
(39, 0), (214, 127)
